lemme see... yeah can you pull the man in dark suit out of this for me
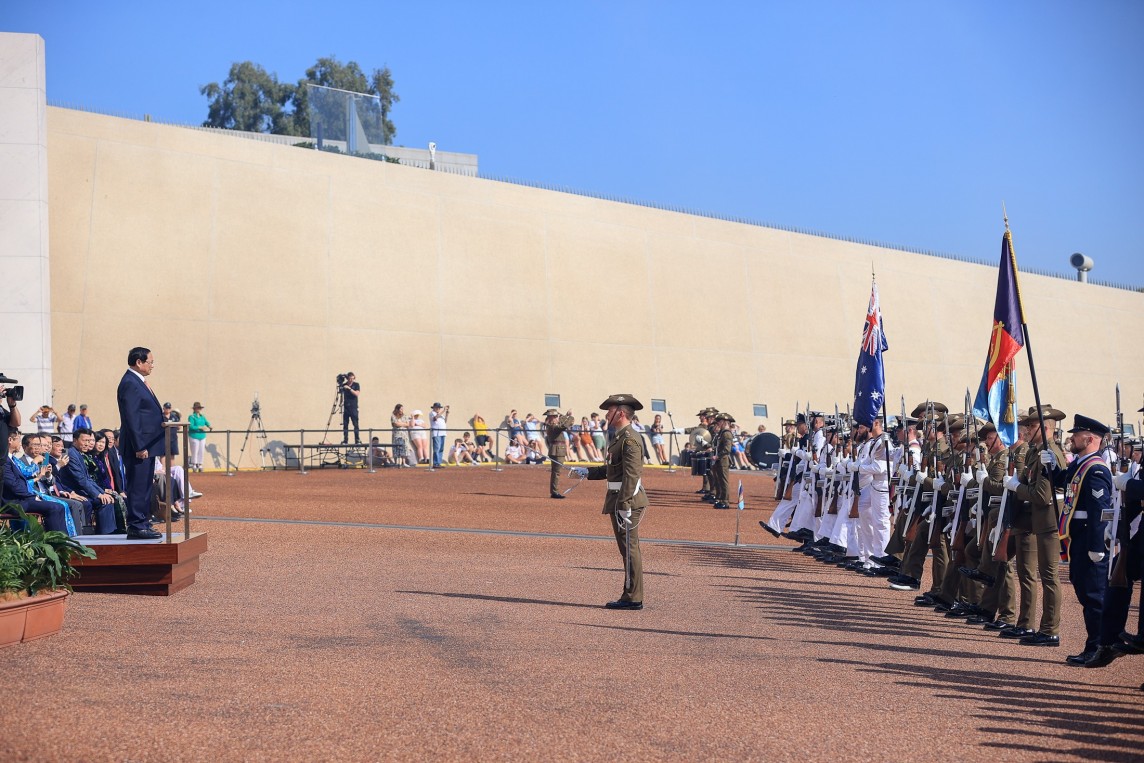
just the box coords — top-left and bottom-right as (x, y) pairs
(61, 428), (120, 534)
(116, 347), (165, 540)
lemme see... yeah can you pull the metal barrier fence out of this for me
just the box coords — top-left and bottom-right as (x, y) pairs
(185, 424), (703, 475)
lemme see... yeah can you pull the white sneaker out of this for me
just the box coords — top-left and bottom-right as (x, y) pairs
(189, 490), (204, 499)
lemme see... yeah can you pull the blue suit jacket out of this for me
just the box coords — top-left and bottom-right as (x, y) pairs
(116, 370), (165, 458)
(3, 457), (36, 500)
(60, 446), (106, 501)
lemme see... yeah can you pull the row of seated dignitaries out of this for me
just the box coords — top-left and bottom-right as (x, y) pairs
(3, 429), (125, 535)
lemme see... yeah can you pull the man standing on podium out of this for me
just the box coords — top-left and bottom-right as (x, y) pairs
(116, 347), (165, 540)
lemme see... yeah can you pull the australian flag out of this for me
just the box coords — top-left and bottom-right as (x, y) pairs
(972, 230), (1025, 446)
(853, 278), (888, 427)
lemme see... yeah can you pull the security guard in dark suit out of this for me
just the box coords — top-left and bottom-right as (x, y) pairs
(574, 394), (649, 610)
(1044, 414), (1113, 665)
(712, 413), (735, 509)
(543, 409), (575, 499)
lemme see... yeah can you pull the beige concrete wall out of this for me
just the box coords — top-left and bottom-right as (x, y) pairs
(46, 106), (1144, 449)
(1, 34), (52, 411)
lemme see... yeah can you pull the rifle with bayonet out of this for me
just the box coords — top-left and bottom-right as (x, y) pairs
(948, 391), (976, 565)
(777, 401), (799, 501)
(990, 454), (1018, 562)
(1110, 383), (1128, 586)
(904, 401), (934, 543)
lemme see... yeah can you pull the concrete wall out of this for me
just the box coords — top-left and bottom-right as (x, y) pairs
(45, 106), (1144, 446)
(0, 33), (52, 413)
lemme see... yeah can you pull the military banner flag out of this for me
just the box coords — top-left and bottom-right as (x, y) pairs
(972, 228), (1025, 445)
(853, 276), (889, 427)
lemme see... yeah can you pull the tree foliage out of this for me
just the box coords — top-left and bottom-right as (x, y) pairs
(201, 56), (400, 144)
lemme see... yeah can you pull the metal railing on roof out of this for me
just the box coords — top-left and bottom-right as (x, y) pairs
(47, 99), (1143, 293)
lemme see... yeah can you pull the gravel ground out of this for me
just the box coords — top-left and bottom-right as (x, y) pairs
(2, 467), (1140, 762)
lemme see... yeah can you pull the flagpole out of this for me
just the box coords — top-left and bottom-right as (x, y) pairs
(1005, 212), (1060, 519)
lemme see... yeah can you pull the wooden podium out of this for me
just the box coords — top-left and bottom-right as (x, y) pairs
(72, 532), (209, 596)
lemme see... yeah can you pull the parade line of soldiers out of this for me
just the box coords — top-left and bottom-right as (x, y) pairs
(685, 401), (1143, 671)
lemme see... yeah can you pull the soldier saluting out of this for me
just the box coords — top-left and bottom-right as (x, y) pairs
(572, 394), (649, 610)
(543, 408), (576, 499)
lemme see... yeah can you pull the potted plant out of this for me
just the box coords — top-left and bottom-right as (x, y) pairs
(0, 504), (96, 647)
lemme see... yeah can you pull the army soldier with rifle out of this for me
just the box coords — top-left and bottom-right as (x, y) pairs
(711, 413), (735, 509)
(1005, 405), (1067, 647)
(959, 422), (1020, 632)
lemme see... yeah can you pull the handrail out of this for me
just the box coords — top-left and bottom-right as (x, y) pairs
(160, 421), (191, 543)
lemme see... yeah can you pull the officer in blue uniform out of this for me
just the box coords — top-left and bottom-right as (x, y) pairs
(1043, 414), (1113, 666)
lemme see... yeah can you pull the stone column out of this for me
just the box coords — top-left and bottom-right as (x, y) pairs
(0, 33), (52, 411)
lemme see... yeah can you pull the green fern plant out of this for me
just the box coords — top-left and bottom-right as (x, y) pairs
(1, 503), (96, 595)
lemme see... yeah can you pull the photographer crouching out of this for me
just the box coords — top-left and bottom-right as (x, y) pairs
(339, 372), (361, 445)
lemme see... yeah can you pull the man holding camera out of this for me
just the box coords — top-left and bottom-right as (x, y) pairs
(0, 373), (22, 504)
(340, 372), (361, 445)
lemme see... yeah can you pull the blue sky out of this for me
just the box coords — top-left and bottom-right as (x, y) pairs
(7, 1), (1143, 285)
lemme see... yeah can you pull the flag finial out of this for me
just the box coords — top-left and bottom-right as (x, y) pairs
(1002, 201), (1009, 231)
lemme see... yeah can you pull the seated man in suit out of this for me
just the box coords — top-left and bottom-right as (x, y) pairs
(63, 427), (121, 534)
(46, 435), (95, 530)
(3, 434), (70, 533)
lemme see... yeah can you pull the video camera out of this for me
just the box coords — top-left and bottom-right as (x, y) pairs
(336, 373), (350, 386)
(0, 372), (22, 402)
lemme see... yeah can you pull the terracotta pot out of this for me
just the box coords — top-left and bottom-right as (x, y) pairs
(20, 590), (70, 643)
(0, 595), (29, 648)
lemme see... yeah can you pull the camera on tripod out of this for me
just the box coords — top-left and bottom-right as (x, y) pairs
(336, 373), (348, 386)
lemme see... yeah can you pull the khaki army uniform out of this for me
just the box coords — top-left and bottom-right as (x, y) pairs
(901, 438), (952, 589)
(713, 427), (734, 505)
(1002, 441), (1037, 629)
(586, 423), (649, 604)
(544, 412), (575, 496)
(938, 452), (983, 607)
(969, 447), (1018, 624)
(1012, 439), (1066, 637)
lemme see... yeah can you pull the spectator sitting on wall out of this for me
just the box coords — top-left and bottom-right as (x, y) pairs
(469, 414), (492, 461)
(369, 436), (394, 467)
(448, 438), (474, 465)
(504, 442), (526, 464)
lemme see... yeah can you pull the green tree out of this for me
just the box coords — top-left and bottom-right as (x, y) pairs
(289, 57), (400, 144)
(200, 61), (294, 133)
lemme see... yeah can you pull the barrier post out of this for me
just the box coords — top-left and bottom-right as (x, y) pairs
(493, 427), (503, 472)
(298, 429), (308, 475)
(225, 430), (233, 476)
(367, 428), (376, 473)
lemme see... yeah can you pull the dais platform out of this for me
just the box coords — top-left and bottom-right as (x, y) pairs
(72, 532), (209, 596)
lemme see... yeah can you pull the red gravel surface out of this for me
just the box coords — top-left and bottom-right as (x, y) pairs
(3, 466), (1141, 762)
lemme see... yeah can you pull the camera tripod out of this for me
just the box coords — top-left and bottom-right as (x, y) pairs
(321, 385), (344, 445)
(238, 395), (269, 469)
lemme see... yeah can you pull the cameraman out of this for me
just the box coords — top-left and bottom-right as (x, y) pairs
(0, 374), (22, 503)
(340, 372), (361, 445)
